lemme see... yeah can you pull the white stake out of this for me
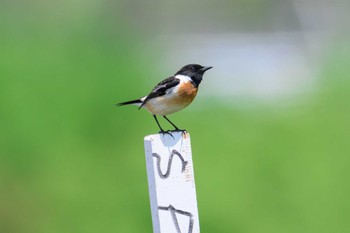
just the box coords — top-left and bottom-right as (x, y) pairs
(144, 131), (200, 233)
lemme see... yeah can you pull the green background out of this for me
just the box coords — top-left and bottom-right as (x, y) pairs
(1, 1), (350, 233)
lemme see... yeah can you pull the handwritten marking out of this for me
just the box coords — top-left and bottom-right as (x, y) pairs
(152, 149), (188, 179)
(158, 205), (194, 233)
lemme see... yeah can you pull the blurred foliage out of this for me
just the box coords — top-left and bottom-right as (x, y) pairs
(1, 1), (350, 233)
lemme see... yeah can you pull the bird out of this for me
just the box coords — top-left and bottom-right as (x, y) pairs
(116, 64), (212, 134)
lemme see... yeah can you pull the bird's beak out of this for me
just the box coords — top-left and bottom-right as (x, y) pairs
(201, 66), (213, 72)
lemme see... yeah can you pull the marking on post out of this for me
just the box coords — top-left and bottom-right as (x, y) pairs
(152, 150), (188, 179)
(144, 131), (200, 233)
(158, 205), (194, 233)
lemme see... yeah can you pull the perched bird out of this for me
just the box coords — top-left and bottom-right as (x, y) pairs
(116, 64), (212, 133)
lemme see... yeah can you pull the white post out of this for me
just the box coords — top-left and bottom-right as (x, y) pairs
(144, 131), (200, 233)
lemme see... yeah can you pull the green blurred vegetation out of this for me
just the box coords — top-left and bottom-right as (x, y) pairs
(1, 1), (350, 233)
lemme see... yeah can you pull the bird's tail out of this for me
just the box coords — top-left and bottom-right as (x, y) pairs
(115, 99), (143, 107)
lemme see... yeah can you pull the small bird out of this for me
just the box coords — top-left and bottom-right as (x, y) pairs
(116, 64), (212, 133)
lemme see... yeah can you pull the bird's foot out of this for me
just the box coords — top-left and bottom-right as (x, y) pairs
(159, 130), (175, 139)
(170, 128), (187, 133)
(169, 128), (188, 137)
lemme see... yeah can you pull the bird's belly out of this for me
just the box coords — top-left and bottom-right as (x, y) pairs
(144, 84), (198, 115)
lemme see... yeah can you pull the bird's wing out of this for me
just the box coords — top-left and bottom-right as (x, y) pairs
(139, 76), (180, 109)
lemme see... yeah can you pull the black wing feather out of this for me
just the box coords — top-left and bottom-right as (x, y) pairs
(139, 76), (180, 109)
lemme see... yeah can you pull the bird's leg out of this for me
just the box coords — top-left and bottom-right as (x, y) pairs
(153, 115), (165, 132)
(153, 115), (174, 138)
(163, 116), (186, 132)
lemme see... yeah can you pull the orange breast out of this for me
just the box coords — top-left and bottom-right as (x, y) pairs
(176, 82), (198, 104)
(143, 82), (198, 115)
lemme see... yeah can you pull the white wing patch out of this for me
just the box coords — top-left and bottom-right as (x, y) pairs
(141, 75), (194, 115)
(167, 75), (191, 94)
(175, 75), (192, 83)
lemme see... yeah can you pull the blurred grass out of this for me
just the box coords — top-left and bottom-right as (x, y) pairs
(1, 2), (350, 233)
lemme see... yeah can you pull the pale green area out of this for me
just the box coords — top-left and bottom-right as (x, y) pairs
(1, 1), (350, 233)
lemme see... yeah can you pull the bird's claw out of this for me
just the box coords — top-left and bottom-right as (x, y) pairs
(159, 129), (187, 139)
(170, 128), (186, 133)
(159, 130), (175, 139)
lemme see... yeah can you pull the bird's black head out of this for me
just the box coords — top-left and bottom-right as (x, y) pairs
(175, 64), (213, 87)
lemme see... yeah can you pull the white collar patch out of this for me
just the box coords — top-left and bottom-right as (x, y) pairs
(175, 74), (192, 83)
